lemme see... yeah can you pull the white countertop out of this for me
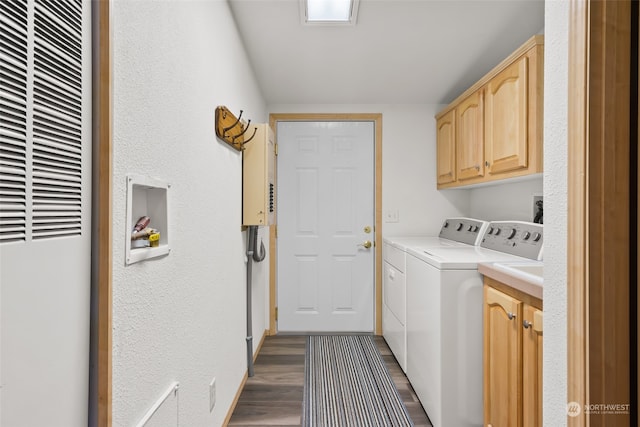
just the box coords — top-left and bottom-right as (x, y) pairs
(478, 260), (543, 300)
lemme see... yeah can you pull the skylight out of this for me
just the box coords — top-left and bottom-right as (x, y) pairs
(302, 0), (359, 25)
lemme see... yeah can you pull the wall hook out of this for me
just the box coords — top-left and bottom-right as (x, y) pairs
(232, 119), (252, 141)
(241, 127), (258, 147)
(223, 110), (243, 136)
(215, 105), (252, 151)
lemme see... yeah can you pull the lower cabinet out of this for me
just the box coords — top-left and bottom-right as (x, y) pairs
(483, 278), (543, 427)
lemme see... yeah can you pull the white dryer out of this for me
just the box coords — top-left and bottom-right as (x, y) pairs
(405, 221), (544, 427)
(382, 218), (488, 372)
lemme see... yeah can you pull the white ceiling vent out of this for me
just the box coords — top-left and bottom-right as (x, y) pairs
(300, 0), (360, 25)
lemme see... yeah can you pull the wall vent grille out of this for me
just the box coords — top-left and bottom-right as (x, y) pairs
(0, 0), (84, 243)
(0, 0), (29, 243)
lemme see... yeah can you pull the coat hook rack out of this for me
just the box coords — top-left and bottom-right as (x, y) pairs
(215, 105), (258, 151)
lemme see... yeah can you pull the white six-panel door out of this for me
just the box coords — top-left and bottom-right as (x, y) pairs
(277, 121), (375, 332)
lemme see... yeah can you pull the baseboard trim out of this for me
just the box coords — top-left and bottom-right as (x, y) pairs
(222, 329), (267, 426)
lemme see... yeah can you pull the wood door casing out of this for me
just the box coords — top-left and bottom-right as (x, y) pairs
(436, 109), (456, 185)
(456, 90), (484, 180)
(567, 1), (632, 425)
(485, 56), (529, 175)
(269, 113), (383, 336)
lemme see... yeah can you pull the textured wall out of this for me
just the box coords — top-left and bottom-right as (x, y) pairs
(112, 1), (267, 426)
(543, 0), (569, 424)
(267, 103), (470, 237)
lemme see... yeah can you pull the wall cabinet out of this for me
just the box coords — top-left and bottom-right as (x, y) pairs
(484, 278), (542, 427)
(435, 35), (543, 189)
(436, 109), (456, 185)
(485, 56), (529, 175)
(456, 90), (484, 181)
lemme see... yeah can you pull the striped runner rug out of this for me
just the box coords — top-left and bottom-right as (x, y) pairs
(302, 335), (414, 427)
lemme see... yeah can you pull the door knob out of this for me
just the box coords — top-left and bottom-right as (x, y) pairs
(358, 240), (372, 249)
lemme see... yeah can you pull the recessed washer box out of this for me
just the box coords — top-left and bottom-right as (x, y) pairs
(125, 174), (170, 265)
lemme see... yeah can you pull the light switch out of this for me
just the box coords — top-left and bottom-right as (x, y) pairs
(384, 210), (399, 223)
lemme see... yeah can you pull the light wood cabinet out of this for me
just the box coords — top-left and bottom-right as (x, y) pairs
(484, 285), (521, 427)
(485, 56), (528, 175)
(522, 305), (543, 427)
(483, 278), (543, 427)
(436, 109), (456, 185)
(456, 90), (484, 180)
(435, 35), (543, 189)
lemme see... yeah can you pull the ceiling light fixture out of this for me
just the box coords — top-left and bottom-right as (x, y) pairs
(301, 0), (359, 25)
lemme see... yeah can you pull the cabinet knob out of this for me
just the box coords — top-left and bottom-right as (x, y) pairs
(485, 161), (490, 167)
(523, 320), (532, 329)
(507, 312), (516, 320)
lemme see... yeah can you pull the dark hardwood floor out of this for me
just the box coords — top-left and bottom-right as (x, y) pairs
(227, 335), (432, 426)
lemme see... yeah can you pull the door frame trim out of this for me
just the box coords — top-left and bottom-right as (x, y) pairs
(268, 113), (383, 335)
(567, 0), (632, 424)
(94, 1), (113, 425)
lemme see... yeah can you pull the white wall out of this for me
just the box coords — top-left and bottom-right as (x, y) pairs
(112, 1), (268, 426)
(468, 177), (543, 222)
(268, 104), (470, 236)
(543, 0), (569, 425)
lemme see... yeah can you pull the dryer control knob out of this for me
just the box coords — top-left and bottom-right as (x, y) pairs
(507, 228), (517, 239)
(467, 225), (473, 231)
(522, 231), (531, 240)
(456, 223), (463, 231)
(532, 232), (542, 242)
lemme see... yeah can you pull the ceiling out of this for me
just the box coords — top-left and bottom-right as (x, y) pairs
(228, 0), (545, 106)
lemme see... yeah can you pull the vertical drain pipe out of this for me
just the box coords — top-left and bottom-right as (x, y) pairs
(245, 226), (265, 377)
(246, 225), (256, 377)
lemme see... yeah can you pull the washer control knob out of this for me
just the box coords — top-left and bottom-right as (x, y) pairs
(467, 225), (473, 232)
(532, 232), (542, 242)
(507, 228), (517, 239)
(444, 221), (449, 228)
(494, 228), (501, 236)
(522, 231), (531, 240)
(456, 223), (463, 231)
(488, 227), (495, 235)
(473, 225), (479, 232)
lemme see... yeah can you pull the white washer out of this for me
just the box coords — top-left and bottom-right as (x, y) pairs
(405, 221), (544, 427)
(382, 218), (488, 372)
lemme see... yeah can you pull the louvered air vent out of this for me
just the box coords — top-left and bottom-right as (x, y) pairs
(0, 0), (29, 243)
(32, 0), (83, 239)
(0, 0), (84, 243)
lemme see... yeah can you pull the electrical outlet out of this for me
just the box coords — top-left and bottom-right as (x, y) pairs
(532, 195), (543, 223)
(209, 377), (216, 412)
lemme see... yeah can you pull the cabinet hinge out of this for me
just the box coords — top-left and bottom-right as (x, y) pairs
(274, 143), (278, 156)
(274, 225), (278, 238)
(275, 307), (278, 321)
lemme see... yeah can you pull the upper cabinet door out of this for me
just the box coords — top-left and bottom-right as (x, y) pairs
(485, 56), (529, 175)
(436, 109), (456, 185)
(456, 90), (484, 180)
